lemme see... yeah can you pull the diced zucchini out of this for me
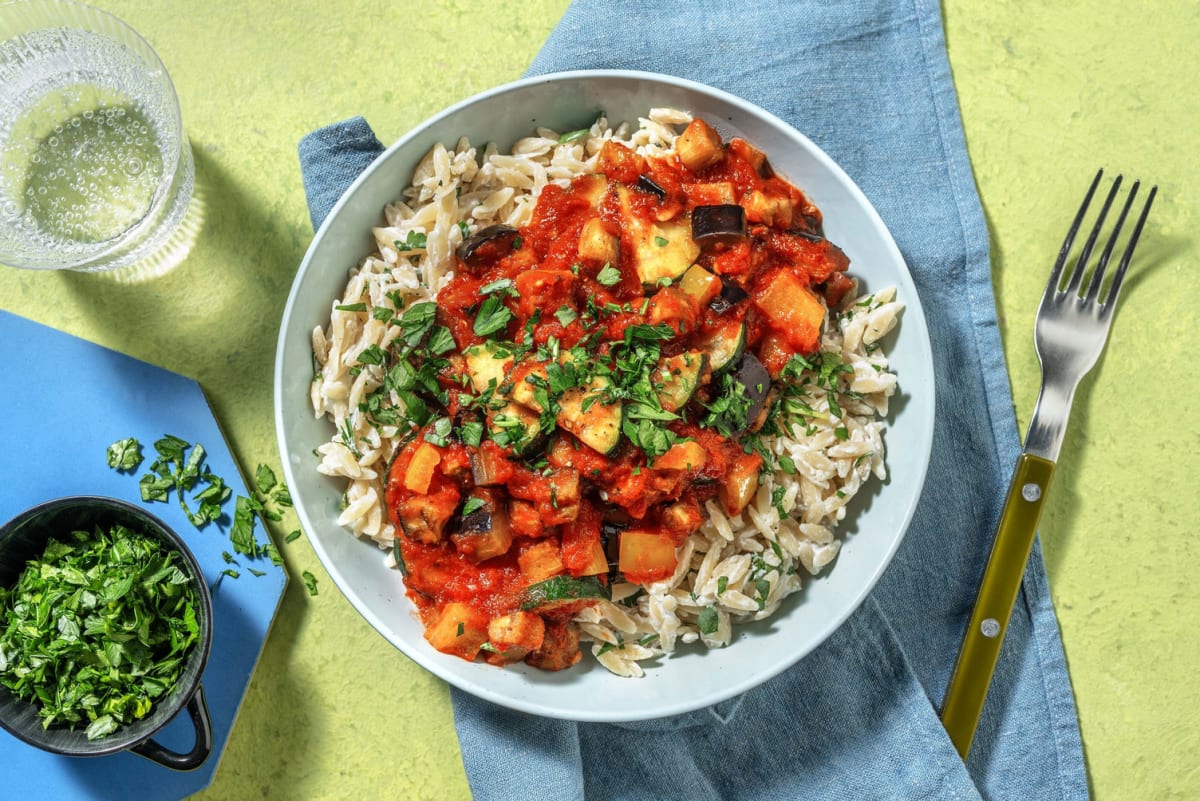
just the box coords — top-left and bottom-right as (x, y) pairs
(653, 350), (707, 412)
(520, 574), (610, 612)
(489, 402), (546, 455)
(463, 341), (514, 393)
(557, 379), (621, 455)
(391, 537), (408, 576)
(617, 185), (699, 286)
(698, 319), (747, 374)
(509, 362), (549, 411)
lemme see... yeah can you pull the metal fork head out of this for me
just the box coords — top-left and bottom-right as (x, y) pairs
(1024, 169), (1157, 462)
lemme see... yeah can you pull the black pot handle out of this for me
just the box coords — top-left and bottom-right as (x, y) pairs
(130, 684), (213, 771)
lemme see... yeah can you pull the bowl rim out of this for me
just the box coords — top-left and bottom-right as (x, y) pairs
(0, 494), (214, 755)
(275, 68), (936, 721)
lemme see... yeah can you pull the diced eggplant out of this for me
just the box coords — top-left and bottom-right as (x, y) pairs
(486, 611), (546, 662)
(742, 190), (793, 227)
(397, 489), (459, 544)
(786, 228), (826, 244)
(636, 174), (668, 201)
(452, 493), (513, 562)
(676, 118), (724, 172)
(731, 353), (772, 435)
(470, 445), (511, 486)
(456, 224), (519, 269)
(577, 217), (620, 265)
(691, 204), (746, 246)
(524, 619), (583, 671)
(708, 275), (750, 314)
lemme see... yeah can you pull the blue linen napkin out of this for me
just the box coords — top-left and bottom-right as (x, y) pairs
(297, 1), (1089, 798)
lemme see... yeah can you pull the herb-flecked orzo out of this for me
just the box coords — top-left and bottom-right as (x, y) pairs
(309, 109), (901, 677)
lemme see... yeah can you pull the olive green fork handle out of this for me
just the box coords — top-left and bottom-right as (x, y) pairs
(939, 452), (1056, 758)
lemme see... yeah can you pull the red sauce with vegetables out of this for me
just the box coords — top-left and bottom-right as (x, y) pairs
(384, 118), (851, 670)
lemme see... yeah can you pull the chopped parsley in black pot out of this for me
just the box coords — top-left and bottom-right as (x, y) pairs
(0, 496), (213, 770)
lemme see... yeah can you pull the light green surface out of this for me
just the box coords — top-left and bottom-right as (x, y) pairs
(0, 2), (1194, 799)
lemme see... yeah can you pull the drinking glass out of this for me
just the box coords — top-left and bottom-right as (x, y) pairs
(0, 0), (194, 273)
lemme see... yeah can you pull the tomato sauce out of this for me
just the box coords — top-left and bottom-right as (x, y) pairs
(385, 117), (850, 671)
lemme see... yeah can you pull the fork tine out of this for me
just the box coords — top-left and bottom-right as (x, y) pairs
(1064, 173), (1122, 295)
(1046, 169), (1104, 298)
(1085, 180), (1139, 302)
(1102, 183), (1158, 310)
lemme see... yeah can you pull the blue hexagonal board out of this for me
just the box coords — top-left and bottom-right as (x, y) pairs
(0, 310), (286, 799)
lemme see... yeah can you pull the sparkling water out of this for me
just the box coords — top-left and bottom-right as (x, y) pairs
(0, 22), (193, 272)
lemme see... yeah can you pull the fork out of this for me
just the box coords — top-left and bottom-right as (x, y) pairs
(939, 169), (1157, 759)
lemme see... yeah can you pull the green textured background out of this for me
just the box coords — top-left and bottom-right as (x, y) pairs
(1, 2), (1195, 799)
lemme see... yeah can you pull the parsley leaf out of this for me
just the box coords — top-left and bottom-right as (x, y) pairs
(473, 295), (514, 338)
(302, 570), (319, 596)
(557, 128), (589, 143)
(105, 438), (143, 471)
(394, 230), (427, 251)
(595, 264), (621, 286)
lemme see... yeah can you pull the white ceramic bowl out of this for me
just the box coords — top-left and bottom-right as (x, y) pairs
(275, 70), (935, 722)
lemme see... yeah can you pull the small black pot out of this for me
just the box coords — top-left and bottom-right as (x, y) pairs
(0, 496), (213, 771)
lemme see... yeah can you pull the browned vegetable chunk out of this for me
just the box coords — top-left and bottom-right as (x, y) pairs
(525, 619), (583, 671)
(676, 118), (724, 172)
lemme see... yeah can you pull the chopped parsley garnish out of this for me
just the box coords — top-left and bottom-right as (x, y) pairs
(0, 523), (201, 740)
(480, 277), (518, 297)
(105, 437), (143, 471)
(394, 230), (428, 251)
(554, 305), (578, 327)
(696, 606), (719, 635)
(595, 264), (621, 286)
(461, 496), (486, 517)
(335, 302), (368, 312)
(557, 128), (590, 143)
(302, 571), (319, 596)
(473, 295), (514, 338)
(398, 302), (438, 346)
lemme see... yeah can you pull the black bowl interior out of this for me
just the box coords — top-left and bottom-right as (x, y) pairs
(0, 496), (213, 757)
